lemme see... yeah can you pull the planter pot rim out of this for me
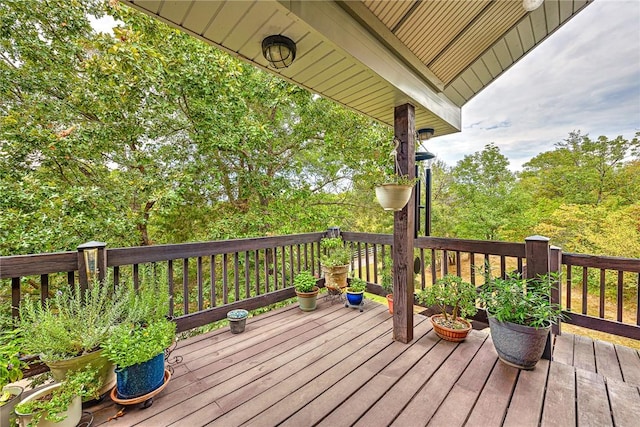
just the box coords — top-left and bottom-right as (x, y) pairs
(488, 316), (551, 332)
(227, 309), (249, 320)
(431, 314), (472, 331)
(295, 286), (319, 297)
(346, 289), (364, 294)
(376, 183), (413, 189)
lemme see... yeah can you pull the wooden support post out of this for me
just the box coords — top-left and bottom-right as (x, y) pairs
(525, 235), (552, 359)
(77, 241), (107, 291)
(393, 103), (416, 343)
(550, 246), (563, 336)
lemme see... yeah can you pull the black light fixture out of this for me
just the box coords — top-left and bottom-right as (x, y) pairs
(415, 128), (436, 237)
(262, 35), (296, 69)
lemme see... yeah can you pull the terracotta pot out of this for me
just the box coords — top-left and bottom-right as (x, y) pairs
(295, 286), (319, 312)
(375, 184), (413, 211)
(386, 294), (393, 314)
(430, 314), (472, 342)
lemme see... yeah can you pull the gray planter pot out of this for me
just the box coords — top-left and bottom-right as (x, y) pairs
(488, 316), (550, 370)
(227, 309), (249, 334)
(1, 385), (23, 427)
(295, 287), (319, 312)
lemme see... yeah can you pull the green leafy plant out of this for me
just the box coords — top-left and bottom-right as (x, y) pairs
(15, 364), (101, 426)
(19, 281), (131, 362)
(417, 275), (478, 329)
(347, 276), (367, 293)
(379, 256), (393, 295)
(320, 237), (351, 267)
(293, 271), (318, 293)
(101, 318), (175, 369)
(101, 280), (175, 369)
(0, 328), (27, 404)
(479, 273), (563, 328)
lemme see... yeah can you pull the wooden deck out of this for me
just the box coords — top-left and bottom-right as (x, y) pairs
(89, 297), (640, 427)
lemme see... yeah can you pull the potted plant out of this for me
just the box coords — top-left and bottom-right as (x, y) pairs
(373, 139), (417, 211)
(14, 365), (101, 427)
(293, 270), (319, 312)
(101, 282), (176, 399)
(320, 237), (351, 290)
(1, 328), (27, 427)
(374, 174), (417, 211)
(345, 277), (367, 307)
(480, 273), (563, 370)
(379, 256), (394, 314)
(227, 309), (249, 334)
(19, 282), (130, 397)
(417, 275), (478, 342)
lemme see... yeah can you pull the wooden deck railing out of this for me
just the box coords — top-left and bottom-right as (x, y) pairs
(0, 233), (325, 332)
(341, 232), (640, 340)
(2, 231), (639, 340)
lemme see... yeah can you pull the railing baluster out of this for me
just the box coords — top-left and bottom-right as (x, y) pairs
(234, 252), (240, 302)
(420, 248), (425, 289)
(500, 256), (506, 279)
(245, 251), (251, 299)
(264, 249), (270, 293)
(599, 268), (606, 319)
(183, 259), (189, 315)
(223, 253), (229, 304)
(210, 255), (216, 308)
(289, 245), (294, 286)
(254, 250), (260, 295)
(431, 249), (437, 285)
(197, 256), (203, 311)
(617, 270), (624, 322)
(316, 241), (321, 276)
(12, 277), (20, 318)
(40, 274), (49, 306)
(133, 263), (140, 291)
(357, 242), (362, 279)
(470, 252), (476, 285)
(582, 266), (588, 315)
(281, 246), (286, 288)
(442, 250), (448, 276)
(304, 243), (309, 271)
(566, 264), (572, 311)
(296, 244), (301, 275)
(273, 247), (278, 290)
(484, 253), (490, 284)
(67, 271), (74, 287)
(365, 243), (370, 282)
(373, 244), (378, 284)
(113, 266), (120, 289)
(456, 251), (461, 277)
(168, 260), (174, 316)
(636, 273), (639, 326)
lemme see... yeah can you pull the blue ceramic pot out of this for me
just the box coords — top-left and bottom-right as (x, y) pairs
(346, 291), (364, 306)
(115, 352), (165, 399)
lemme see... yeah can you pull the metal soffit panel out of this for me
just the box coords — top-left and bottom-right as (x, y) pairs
(122, 0), (593, 135)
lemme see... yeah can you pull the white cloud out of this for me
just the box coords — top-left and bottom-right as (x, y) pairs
(432, 0), (640, 170)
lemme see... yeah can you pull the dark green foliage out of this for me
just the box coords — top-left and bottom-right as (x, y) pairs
(293, 271), (317, 293)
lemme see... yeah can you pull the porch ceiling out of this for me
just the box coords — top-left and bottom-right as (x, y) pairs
(121, 0), (592, 136)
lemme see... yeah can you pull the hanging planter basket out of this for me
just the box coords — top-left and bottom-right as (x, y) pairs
(375, 184), (413, 211)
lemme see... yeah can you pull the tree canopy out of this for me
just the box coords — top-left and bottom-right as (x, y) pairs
(1, 0), (638, 260)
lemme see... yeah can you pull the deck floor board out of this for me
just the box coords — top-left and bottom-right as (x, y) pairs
(91, 300), (637, 427)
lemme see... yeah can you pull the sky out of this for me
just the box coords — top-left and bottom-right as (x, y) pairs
(431, 0), (640, 171)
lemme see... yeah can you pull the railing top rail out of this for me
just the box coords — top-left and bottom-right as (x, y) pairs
(415, 236), (526, 257)
(0, 251), (77, 279)
(0, 232), (325, 279)
(562, 252), (640, 273)
(107, 232), (324, 266)
(341, 232), (393, 245)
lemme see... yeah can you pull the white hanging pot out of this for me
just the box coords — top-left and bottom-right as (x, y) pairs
(375, 184), (413, 211)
